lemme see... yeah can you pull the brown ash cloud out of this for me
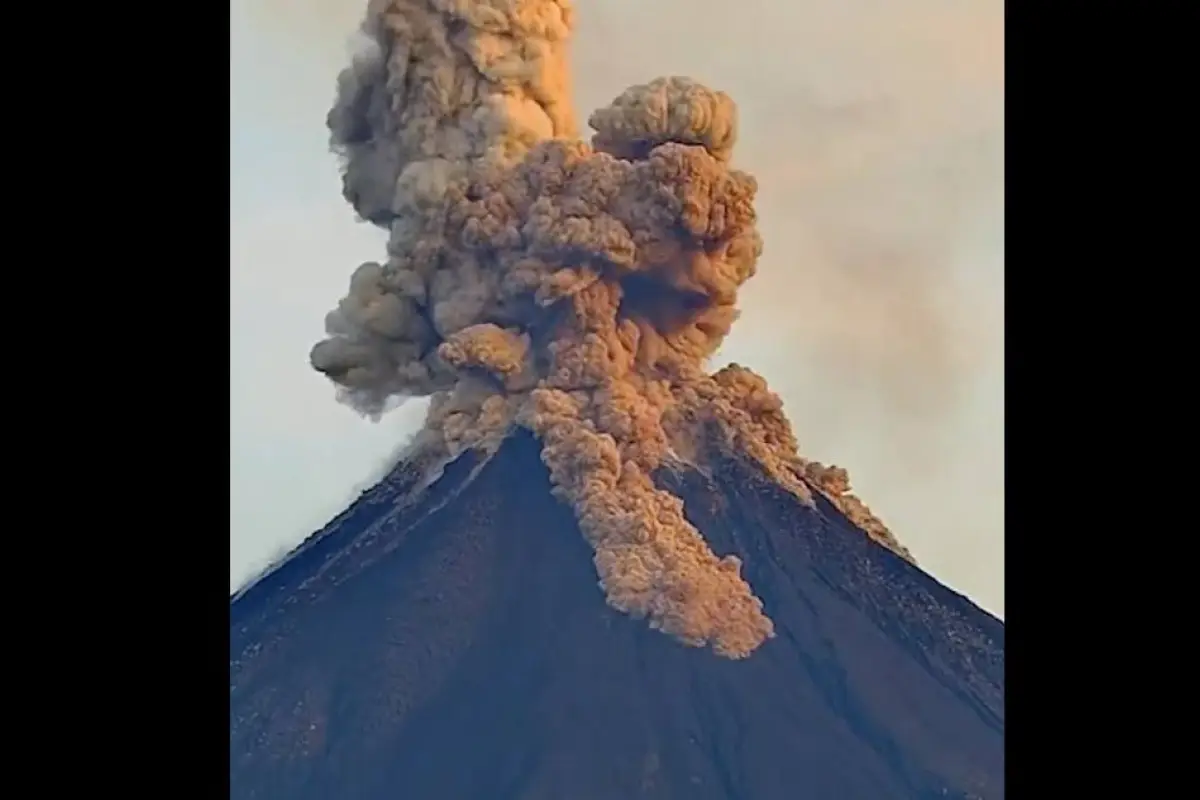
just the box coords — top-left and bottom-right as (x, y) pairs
(309, 0), (910, 659)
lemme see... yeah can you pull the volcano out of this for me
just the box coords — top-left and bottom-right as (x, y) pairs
(229, 430), (1004, 799)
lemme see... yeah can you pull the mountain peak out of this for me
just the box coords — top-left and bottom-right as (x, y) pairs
(230, 430), (1003, 799)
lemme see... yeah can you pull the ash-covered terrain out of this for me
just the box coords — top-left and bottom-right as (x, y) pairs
(230, 431), (1003, 800)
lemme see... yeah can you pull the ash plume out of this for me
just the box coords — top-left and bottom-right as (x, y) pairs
(310, 0), (910, 659)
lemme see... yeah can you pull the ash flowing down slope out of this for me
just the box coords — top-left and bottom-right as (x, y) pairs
(309, 0), (913, 660)
(230, 431), (1004, 800)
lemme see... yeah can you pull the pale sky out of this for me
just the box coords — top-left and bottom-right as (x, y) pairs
(230, 0), (1004, 617)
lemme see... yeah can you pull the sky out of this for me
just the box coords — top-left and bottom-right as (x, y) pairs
(230, 0), (1004, 617)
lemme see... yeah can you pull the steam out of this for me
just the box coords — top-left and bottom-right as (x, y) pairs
(310, 0), (911, 659)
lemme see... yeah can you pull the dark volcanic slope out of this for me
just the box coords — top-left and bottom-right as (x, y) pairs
(230, 430), (1004, 800)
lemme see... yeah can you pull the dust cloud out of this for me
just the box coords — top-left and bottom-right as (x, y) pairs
(301, 0), (951, 658)
(240, 0), (1003, 649)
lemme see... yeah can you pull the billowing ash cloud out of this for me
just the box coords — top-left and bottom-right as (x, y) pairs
(310, 0), (910, 659)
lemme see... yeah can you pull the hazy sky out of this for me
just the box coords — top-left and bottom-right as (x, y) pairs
(230, 0), (1004, 617)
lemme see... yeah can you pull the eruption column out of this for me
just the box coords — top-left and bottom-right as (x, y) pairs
(310, 0), (910, 658)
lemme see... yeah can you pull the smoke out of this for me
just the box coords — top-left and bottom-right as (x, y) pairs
(309, 0), (923, 658)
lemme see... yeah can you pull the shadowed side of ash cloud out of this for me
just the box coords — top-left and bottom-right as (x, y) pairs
(230, 430), (1003, 800)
